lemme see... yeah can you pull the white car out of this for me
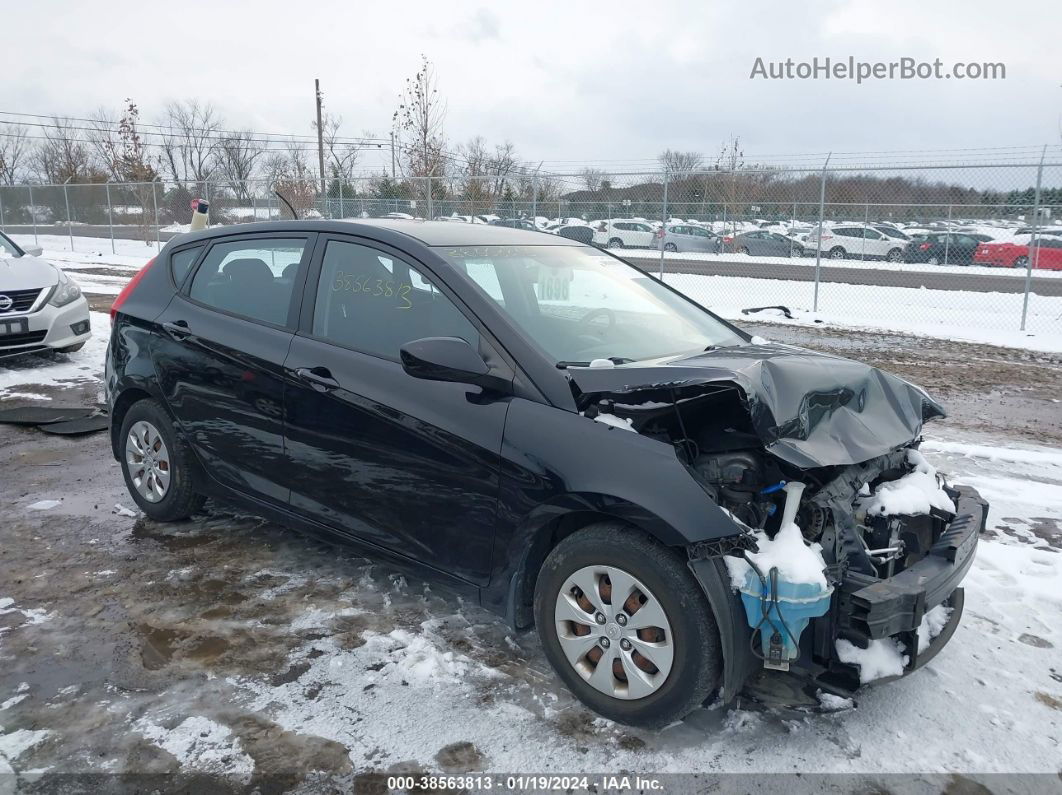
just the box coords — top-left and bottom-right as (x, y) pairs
(804, 225), (906, 262)
(593, 219), (655, 249)
(0, 232), (91, 357)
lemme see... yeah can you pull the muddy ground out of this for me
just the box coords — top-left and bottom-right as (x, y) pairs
(1, 318), (1060, 791)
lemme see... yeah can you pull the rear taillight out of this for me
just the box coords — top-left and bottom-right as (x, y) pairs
(110, 256), (157, 324)
(723, 236), (733, 243)
(919, 243), (931, 250)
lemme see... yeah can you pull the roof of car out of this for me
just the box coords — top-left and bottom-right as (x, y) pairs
(171, 218), (577, 248)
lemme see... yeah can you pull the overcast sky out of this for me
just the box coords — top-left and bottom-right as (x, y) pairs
(3, 0), (1059, 173)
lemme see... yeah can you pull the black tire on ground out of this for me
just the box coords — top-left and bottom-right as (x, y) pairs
(1014, 256), (1029, 269)
(533, 522), (722, 728)
(608, 237), (624, 249)
(829, 246), (846, 259)
(664, 242), (677, 252)
(119, 398), (205, 521)
(886, 248), (903, 263)
(738, 247), (750, 255)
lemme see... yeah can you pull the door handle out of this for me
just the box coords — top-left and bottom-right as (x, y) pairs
(294, 367), (340, 392)
(162, 320), (190, 341)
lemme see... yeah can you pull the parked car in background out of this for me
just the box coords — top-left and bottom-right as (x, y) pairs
(723, 230), (804, 258)
(904, 232), (993, 266)
(0, 231), (91, 358)
(974, 237), (1062, 270)
(593, 220), (655, 249)
(872, 225), (912, 242)
(491, 218), (537, 231)
(805, 226), (905, 261)
(656, 224), (722, 253)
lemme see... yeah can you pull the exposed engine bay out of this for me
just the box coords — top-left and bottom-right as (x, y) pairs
(569, 346), (986, 693)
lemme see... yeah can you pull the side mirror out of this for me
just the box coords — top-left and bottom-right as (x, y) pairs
(22, 245), (43, 257)
(400, 336), (510, 393)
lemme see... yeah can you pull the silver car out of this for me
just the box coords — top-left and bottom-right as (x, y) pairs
(656, 224), (722, 253)
(0, 232), (91, 357)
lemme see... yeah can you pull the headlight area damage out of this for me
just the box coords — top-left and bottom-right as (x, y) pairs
(568, 344), (988, 703)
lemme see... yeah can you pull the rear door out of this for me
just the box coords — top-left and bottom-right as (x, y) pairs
(280, 235), (509, 584)
(153, 233), (313, 504)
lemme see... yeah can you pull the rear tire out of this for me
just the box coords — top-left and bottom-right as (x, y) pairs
(927, 256), (940, 266)
(664, 242), (677, 252)
(829, 246), (846, 260)
(886, 248), (903, 263)
(119, 399), (205, 521)
(738, 247), (750, 256)
(534, 523), (721, 728)
(607, 237), (624, 249)
(1014, 255), (1029, 269)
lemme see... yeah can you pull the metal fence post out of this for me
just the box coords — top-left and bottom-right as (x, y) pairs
(252, 194), (257, 222)
(153, 181), (161, 251)
(426, 176), (433, 220)
(943, 204), (952, 265)
(1020, 145), (1047, 331)
(658, 170), (669, 279)
(338, 179), (344, 219)
(531, 174), (538, 222)
(106, 182), (115, 254)
(28, 185), (38, 246)
(812, 153), (832, 313)
(63, 178), (74, 252)
(0, 186), (6, 230)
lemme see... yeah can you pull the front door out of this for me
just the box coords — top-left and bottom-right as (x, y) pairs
(281, 236), (508, 584)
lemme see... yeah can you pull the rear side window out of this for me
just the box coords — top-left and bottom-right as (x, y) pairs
(188, 238), (307, 326)
(169, 246), (203, 287)
(312, 239), (478, 360)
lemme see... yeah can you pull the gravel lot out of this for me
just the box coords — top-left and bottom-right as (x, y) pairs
(1, 314), (1060, 791)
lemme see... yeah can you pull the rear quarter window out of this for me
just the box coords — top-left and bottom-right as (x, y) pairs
(169, 246), (204, 287)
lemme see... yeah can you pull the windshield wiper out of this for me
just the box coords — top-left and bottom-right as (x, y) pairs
(555, 356), (635, 369)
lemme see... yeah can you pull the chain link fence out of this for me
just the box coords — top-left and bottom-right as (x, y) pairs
(2, 156), (1061, 340)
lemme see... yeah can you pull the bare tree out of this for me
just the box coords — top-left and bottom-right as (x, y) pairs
(107, 100), (160, 242)
(31, 118), (99, 184)
(215, 130), (264, 203)
(160, 100), (222, 190)
(313, 113), (363, 184)
(393, 55), (448, 179)
(0, 125), (29, 185)
(578, 167), (605, 193)
(658, 149), (704, 175)
(270, 140), (317, 218)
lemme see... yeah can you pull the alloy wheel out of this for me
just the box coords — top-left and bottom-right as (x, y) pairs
(554, 565), (674, 700)
(125, 420), (171, 503)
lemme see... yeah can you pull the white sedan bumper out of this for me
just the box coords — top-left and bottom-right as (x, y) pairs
(0, 294), (92, 356)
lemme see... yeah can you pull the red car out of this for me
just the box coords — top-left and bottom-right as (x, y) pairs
(973, 237), (1062, 270)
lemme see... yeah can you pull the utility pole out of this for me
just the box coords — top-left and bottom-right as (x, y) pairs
(390, 131), (396, 180)
(315, 78), (326, 196)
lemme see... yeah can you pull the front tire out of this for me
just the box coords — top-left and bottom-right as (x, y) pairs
(607, 237), (623, 249)
(829, 246), (846, 260)
(663, 242), (677, 252)
(534, 523), (721, 728)
(1014, 255), (1029, 269)
(119, 399), (205, 521)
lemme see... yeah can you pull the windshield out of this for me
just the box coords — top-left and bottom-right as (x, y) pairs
(0, 233), (22, 258)
(439, 245), (745, 365)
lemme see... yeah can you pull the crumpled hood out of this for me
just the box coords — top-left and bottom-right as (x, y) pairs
(567, 343), (945, 469)
(0, 255), (60, 291)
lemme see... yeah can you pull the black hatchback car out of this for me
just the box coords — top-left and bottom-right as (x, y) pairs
(106, 220), (986, 727)
(903, 232), (994, 266)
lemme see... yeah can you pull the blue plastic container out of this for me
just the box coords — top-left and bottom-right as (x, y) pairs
(739, 570), (833, 669)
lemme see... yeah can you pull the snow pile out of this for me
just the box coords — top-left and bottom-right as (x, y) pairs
(26, 500), (61, 511)
(724, 520), (829, 590)
(590, 412), (634, 431)
(137, 716), (254, 782)
(835, 638), (909, 683)
(0, 729), (50, 775)
(859, 449), (956, 518)
(816, 691), (855, 712)
(917, 604), (954, 653)
(363, 628), (476, 686)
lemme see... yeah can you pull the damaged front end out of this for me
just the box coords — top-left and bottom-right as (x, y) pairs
(568, 343), (988, 702)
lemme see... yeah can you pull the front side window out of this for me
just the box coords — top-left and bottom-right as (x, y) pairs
(188, 238), (306, 326)
(312, 239), (478, 360)
(442, 245), (744, 365)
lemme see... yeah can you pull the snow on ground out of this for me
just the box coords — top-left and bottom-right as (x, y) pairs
(666, 272), (1062, 352)
(0, 311), (109, 399)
